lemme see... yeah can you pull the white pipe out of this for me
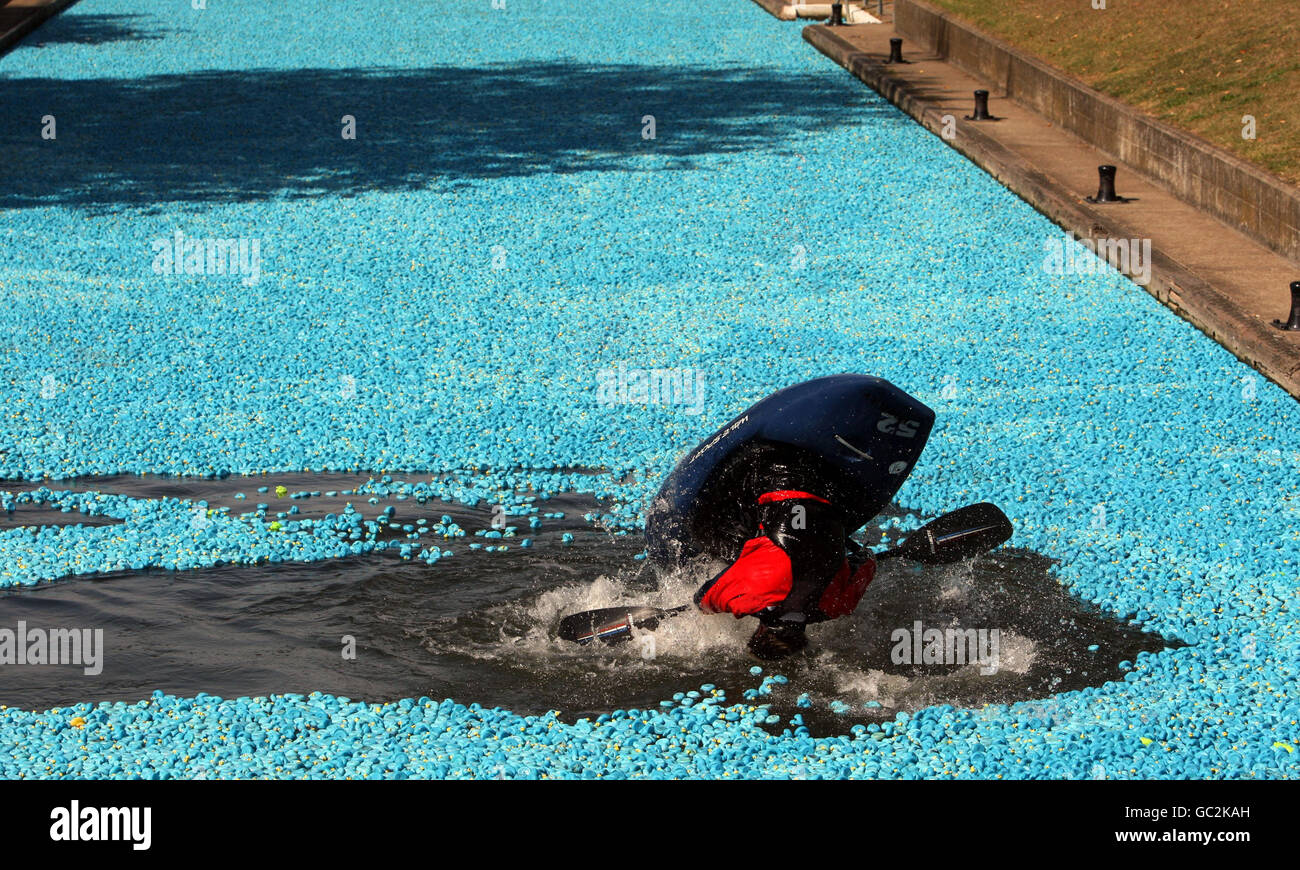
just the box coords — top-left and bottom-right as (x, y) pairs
(789, 3), (882, 23)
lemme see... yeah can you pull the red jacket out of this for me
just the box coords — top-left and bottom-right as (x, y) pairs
(694, 490), (875, 623)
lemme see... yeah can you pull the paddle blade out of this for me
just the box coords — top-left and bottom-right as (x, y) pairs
(884, 503), (1012, 564)
(557, 605), (687, 645)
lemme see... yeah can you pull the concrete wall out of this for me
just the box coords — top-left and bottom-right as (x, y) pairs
(895, 0), (1300, 264)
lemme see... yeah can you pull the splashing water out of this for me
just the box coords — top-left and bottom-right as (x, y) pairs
(0, 474), (1173, 735)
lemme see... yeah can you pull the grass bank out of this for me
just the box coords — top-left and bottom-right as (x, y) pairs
(929, 0), (1300, 185)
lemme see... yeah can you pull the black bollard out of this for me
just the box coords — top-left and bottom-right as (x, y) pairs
(1085, 165), (1132, 203)
(829, 3), (843, 26)
(1273, 281), (1300, 331)
(964, 89), (1001, 121)
(886, 37), (906, 64)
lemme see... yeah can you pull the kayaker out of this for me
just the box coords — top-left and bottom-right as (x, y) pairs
(691, 448), (877, 660)
(643, 374), (934, 660)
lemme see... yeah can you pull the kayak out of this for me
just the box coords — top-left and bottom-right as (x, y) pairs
(644, 374), (934, 572)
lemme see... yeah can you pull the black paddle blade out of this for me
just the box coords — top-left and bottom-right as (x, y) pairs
(882, 503), (1012, 564)
(557, 605), (688, 645)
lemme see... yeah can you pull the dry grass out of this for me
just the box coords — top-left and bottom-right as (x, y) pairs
(929, 0), (1300, 184)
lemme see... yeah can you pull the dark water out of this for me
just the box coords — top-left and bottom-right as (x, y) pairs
(0, 473), (1174, 735)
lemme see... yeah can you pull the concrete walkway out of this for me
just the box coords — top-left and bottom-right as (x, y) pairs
(800, 18), (1300, 398)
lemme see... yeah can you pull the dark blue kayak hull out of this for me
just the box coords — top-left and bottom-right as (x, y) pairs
(645, 374), (934, 571)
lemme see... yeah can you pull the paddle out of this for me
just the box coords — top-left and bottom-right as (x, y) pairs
(556, 605), (690, 646)
(872, 502), (1013, 564)
(556, 502), (1012, 645)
